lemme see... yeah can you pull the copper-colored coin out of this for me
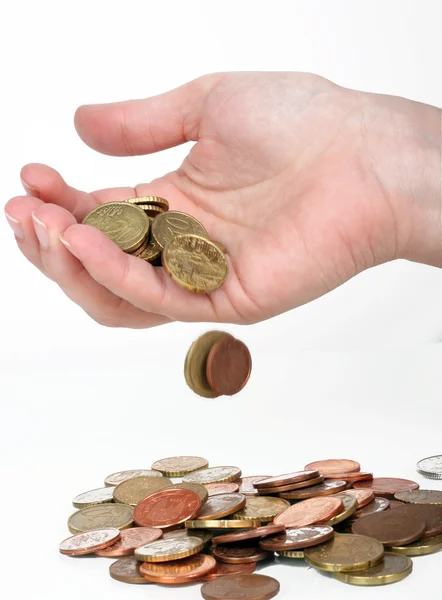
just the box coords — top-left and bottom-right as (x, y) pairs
(109, 556), (148, 584)
(95, 527), (163, 557)
(254, 471), (320, 490)
(390, 504), (442, 538)
(166, 482), (209, 504)
(274, 496), (344, 528)
(259, 525), (334, 552)
(113, 475), (173, 506)
(238, 477), (271, 496)
(139, 553), (216, 584)
(196, 493), (246, 520)
(202, 561), (256, 581)
(205, 483), (240, 496)
(258, 475), (324, 494)
(394, 489), (442, 504)
(279, 480), (347, 500)
(201, 574), (280, 600)
(353, 478), (419, 498)
(213, 525), (285, 546)
(349, 498), (390, 522)
(305, 459), (361, 476)
(59, 528), (120, 556)
(343, 489), (375, 508)
(352, 510), (425, 546)
(212, 544), (271, 565)
(326, 472), (373, 482)
(206, 336), (252, 396)
(184, 332), (231, 399)
(133, 489), (201, 528)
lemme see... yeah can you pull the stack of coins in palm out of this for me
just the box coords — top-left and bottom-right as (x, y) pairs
(82, 197), (228, 293)
(60, 456), (442, 596)
(184, 331), (252, 398)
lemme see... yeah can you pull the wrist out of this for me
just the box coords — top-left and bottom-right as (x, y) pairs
(361, 93), (441, 267)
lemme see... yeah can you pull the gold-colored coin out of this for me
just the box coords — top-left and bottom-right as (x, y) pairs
(125, 196), (170, 210)
(152, 456), (209, 477)
(151, 211), (208, 249)
(212, 241), (228, 254)
(334, 553), (413, 586)
(232, 497), (290, 522)
(278, 550), (305, 559)
(390, 532), (442, 556)
(68, 504), (134, 534)
(113, 476), (172, 506)
(165, 483), (209, 505)
(134, 535), (204, 563)
(134, 239), (162, 264)
(186, 519), (263, 529)
(304, 533), (384, 573)
(104, 469), (163, 487)
(163, 530), (213, 545)
(163, 234), (228, 293)
(82, 202), (149, 253)
(324, 494), (358, 526)
(138, 204), (165, 218)
(183, 466), (242, 485)
(131, 234), (151, 256)
(184, 331), (230, 398)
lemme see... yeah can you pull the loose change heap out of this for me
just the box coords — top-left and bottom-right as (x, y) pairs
(60, 455), (442, 598)
(83, 197), (228, 293)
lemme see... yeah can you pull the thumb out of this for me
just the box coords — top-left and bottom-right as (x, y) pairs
(74, 74), (221, 157)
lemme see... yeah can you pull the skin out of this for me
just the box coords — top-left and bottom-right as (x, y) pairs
(4, 72), (441, 328)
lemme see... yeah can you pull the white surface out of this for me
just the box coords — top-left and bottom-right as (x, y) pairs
(1, 1), (441, 599)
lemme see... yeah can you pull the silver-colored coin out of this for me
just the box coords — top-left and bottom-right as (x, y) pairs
(104, 469), (163, 487)
(134, 536), (203, 562)
(417, 456), (442, 480)
(72, 486), (116, 508)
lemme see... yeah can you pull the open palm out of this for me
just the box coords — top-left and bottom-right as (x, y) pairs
(5, 72), (418, 328)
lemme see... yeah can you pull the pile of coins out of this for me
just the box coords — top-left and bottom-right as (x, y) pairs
(184, 331), (252, 398)
(82, 197), (228, 293)
(60, 456), (442, 597)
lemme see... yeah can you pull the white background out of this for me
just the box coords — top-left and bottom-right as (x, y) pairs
(0, 1), (441, 599)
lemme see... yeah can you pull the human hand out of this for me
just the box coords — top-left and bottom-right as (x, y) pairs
(5, 72), (441, 328)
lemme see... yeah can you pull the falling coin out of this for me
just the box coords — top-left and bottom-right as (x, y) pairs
(206, 335), (252, 396)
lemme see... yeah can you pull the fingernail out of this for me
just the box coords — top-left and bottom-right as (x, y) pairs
(31, 212), (49, 249)
(21, 178), (40, 198)
(59, 233), (80, 258)
(4, 210), (25, 240)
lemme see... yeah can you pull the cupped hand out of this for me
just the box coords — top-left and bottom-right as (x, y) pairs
(5, 72), (440, 328)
